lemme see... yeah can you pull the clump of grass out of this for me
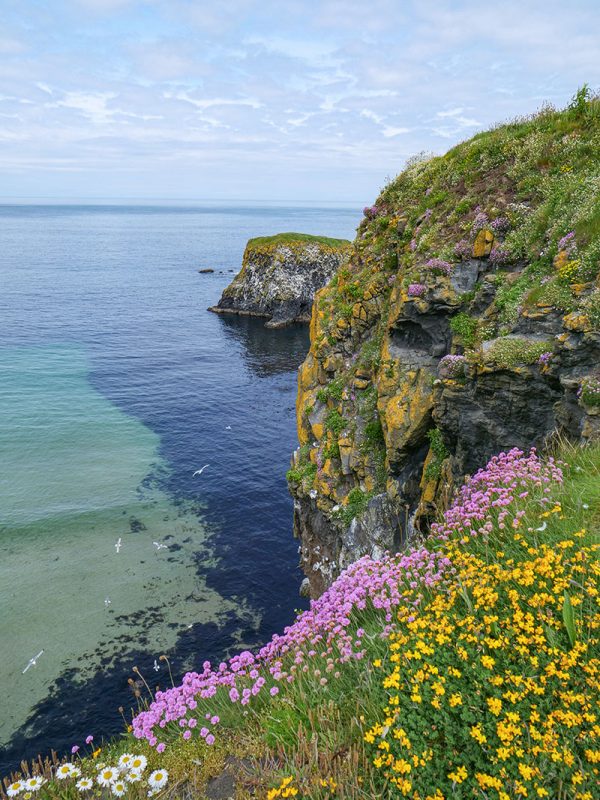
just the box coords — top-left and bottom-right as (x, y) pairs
(449, 312), (479, 348)
(485, 337), (552, 368)
(424, 428), (449, 480)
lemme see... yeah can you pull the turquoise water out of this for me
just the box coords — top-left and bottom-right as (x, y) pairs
(0, 345), (247, 752)
(0, 202), (359, 771)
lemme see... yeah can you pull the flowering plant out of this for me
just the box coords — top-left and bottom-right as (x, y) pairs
(425, 258), (453, 276)
(407, 283), (426, 297)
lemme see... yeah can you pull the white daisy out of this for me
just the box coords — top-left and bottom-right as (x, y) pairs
(118, 753), (133, 770)
(111, 780), (127, 797)
(97, 767), (120, 786)
(147, 769), (168, 790)
(24, 777), (45, 793)
(56, 763), (76, 780)
(76, 777), (94, 791)
(126, 770), (142, 783)
(70, 767), (82, 779)
(6, 781), (24, 797)
(129, 755), (147, 772)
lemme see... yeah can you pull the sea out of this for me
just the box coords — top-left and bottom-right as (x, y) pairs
(0, 201), (359, 774)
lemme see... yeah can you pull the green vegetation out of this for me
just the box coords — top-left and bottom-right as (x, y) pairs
(246, 232), (352, 249)
(424, 428), (449, 480)
(316, 376), (345, 404)
(338, 487), (372, 525)
(485, 337), (552, 369)
(324, 409), (346, 437)
(286, 461), (317, 488)
(449, 312), (479, 347)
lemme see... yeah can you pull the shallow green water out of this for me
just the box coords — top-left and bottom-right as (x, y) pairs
(0, 346), (246, 746)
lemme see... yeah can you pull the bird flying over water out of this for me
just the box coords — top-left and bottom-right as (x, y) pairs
(115, 538), (122, 553)
(192, 464), (210, 476)
(153, 659), (160, 672)
(153, 541), (168, 551)
(104, 596), (112, 607)
(23, 650), (44, 674)
(225, 425), (232, 430)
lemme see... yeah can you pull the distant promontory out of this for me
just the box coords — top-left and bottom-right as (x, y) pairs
(208, 232), (352, 328)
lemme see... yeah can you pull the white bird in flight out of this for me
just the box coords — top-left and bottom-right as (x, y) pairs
(225, 425), (232, 430)
(153, 659), (160, 672)
(23, 650), (44, 674)
(153, 541), (168, 551)
(192, 464), (210, 476)
(104, 596), (112, 607)
(115, 538), (122, 554)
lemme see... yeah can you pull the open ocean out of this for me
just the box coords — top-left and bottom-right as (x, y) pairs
(0, 201), (359, 773)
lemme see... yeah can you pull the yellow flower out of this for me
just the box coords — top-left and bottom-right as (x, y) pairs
(487, 696), (502, 715)
(449, 693), (462, 707)
(470, 724), (487, 745)
(447, 765), (467, 784)
(481, 655), (495, 669)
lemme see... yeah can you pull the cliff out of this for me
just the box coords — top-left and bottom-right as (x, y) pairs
(289, 92), (600, 597)
(208, 232), (352, 328)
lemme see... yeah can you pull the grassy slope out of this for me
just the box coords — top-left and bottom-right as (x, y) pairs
(314, 87), (600, 344)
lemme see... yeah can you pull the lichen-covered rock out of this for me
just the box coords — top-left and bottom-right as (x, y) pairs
(208, 233), (351, 328)
(288, 100), (600, 597)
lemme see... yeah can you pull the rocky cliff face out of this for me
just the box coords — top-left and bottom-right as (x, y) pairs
(209, 233), (352, 328)
(288, 101), (600, 598)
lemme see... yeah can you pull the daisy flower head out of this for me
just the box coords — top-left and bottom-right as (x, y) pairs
(148, 769), (168, 790)
(111, 780), (127, 797)
(56, 763), (76, 780)
(24, 777), (45, 793)
(97, 767), (120, 786)
(6, 780), (24, 797)
(118, 753), (133, 770)
(129, 755), (147, 772)
(76, 777), (94, 792)
(126, 769), (142, 783)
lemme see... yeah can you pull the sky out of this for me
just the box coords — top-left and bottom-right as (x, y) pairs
(1, 0), (599, 203)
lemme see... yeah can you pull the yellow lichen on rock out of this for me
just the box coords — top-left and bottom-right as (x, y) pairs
(472, 229), (494, 257)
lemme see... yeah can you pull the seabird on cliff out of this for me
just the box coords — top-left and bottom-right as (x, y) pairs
(192, 464), (210, 476)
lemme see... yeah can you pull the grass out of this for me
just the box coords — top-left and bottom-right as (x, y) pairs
(246, 232), (352, 249)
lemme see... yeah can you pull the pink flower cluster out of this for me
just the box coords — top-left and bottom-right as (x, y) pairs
(438, 354), (467, 379)
(472, 208), (489, 232)
(425, 258), (453, 276)
(408, 283), (426, 297)
(132, 549), (450, 748)
(489, 246), (510, 266)
(453, 239), (471, 259)
(430, 448), (563, 542)
(557, 231), (577, 255)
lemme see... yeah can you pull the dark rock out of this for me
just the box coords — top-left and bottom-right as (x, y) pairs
(198, 268), (215, 274)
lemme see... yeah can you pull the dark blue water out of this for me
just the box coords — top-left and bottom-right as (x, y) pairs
(0, 203), (359, 773)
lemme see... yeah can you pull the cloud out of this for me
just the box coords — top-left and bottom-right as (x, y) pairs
(0, 0), (599, 200)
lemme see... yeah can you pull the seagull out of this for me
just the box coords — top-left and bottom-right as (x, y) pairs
(23, 650), (44, 674)
(192, 465), (210, 476)
(115, 538), (122, 554)
(153, 541), (168, 551)
(104, 596), (112, 607)
(225, 425), (232, 430)
(153, 659), (160, 672)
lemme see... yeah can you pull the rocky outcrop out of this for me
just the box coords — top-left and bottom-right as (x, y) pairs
(208, 233), (352, 328)
(287, 109), (600, 598)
